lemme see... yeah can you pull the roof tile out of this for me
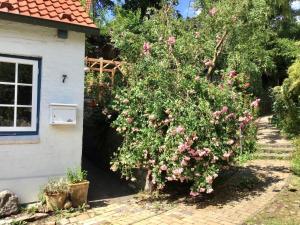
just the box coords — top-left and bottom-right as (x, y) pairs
(0, 0), (97, 29)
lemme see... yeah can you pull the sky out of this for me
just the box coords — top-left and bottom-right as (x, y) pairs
(108, 0), (300, 21)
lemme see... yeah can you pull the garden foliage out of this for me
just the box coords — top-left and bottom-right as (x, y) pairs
(272, 59), (300, 136)
(104, 1), (267, 195)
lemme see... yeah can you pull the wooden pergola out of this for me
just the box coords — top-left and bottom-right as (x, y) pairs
(84, 57), (125, 86)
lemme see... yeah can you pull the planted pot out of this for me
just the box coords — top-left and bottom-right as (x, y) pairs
(68, 181), (89, 207)
(45, 192), (67, 211)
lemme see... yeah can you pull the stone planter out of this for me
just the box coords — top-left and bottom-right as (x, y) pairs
(68, 181), (89, 207)
(45, 192), (67, 211)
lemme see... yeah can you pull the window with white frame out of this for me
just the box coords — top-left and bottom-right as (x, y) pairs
(0, 56), (39, 134)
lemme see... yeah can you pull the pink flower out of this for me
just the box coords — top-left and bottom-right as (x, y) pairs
(176, 126), (185, 134)
(204, 59), (214, 67)
(126, 117), (133, 124)
(195, 32), (200, 38)
(178, 142), (189, 153)
(143, 42), (151, 55)
(190, 191), (199, 197)
(223, 152), (231, 160)
(209, 7), (218, 16)
(198, 150), (207, 157)
(225, 113), (236, 120)
(173, 168), (184, 176)
(229, 70), (237, 78)
(227, 139), (235, 145)
(123, 99), (129, 104)
(221, 106), (228, 114)
(199, 188), (206, 193)
(184, 156), (191, 161)
(244, 82), (250, 88)
(213, 110), (221, 118)
(181, 159), (188, 166)
(206, 175), (213, 184)
(160, 164), (168, 171)
(251, 98), (261, 108)
(167, 36), (176, 46)
(206, 188), (214, 194)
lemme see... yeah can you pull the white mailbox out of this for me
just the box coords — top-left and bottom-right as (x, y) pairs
(49, 103), (77, 125)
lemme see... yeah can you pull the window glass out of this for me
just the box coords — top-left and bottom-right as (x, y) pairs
(17, 85), (32, 105)
(0, 62), (15, 82)
(0, 107), (14, 127)
(17, 107), (32, 127)
(0, 84), (15, 104)
(18, 64), (33, 84)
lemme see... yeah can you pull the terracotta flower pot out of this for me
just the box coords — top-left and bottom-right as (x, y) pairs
(68, 181), (89, 207)
(45, 192), (67, 211)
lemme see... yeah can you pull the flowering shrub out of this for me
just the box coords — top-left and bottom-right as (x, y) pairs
(106, 2), (265, 195)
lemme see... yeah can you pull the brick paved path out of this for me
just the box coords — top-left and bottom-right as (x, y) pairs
(34, 116), (293, 225)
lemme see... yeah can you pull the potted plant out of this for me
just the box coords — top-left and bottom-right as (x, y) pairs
(42, 178), (68, 211)
(67, 167), (89, 207)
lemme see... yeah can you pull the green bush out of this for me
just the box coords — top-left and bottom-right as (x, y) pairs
(106, 2), (267, 195)
(292, 137), (300, 176)
(272, 60), (300, 136)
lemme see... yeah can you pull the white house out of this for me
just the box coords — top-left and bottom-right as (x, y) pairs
(0, 0), (97, 203)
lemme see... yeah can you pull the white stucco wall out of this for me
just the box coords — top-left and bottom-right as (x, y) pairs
(0, 20), (86, 203)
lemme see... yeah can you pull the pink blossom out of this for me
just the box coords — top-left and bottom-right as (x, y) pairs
(229, 70), (237, 78)
(227, 79), (233, 85)
(225, 113), (236, 120)
(160, 164), (168, 171)
(227, 139), (235, 145)
(212, 155), (219, 163)
(209, 7), (218, 16)
(184, 156), (191, 161)
(166, 177), (173, 181)
(176, 126), (185, 134)
(190, 191), (200, 197)
(206, 188), (214, 194)
(143, 42), (151, 55)
(204, 148), (211, 154)
(195, 32), (200, 38)
(167, 36), (176, 46)
(198, 150), (207, 157)
(244, 82), (250, 88)
(221, 106), (228, 114)
(123, 99), (129, 104)
(126, 117), (133, 124)
(178, 142), (189, 153)
(223, 152), (231, 160)
(173, 168), (184, 176)
(181, 159), (188, 166)
(251, 98), (261, 108)
(204, 59), (214, 67)
(213, 111), (221, 118)
(206, 175), (213, 184)
(199, 188), (206, 193)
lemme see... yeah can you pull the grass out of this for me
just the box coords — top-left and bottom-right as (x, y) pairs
(245, 174), (300, 225)
(291, 137), (300, 175)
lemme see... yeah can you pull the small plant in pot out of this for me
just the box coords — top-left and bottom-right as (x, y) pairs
(42, 178), (68, 211)
(67, 167), (89, 207)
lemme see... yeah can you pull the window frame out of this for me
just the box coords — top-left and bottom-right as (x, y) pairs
(0, 54), (41, 136)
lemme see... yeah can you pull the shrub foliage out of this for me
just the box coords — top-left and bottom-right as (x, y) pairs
(105, 1), (269, 195)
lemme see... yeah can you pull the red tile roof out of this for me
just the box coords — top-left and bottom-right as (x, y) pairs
(0, 0), (97, 30)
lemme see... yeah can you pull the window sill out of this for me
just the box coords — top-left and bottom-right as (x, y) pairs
(0, 135), (40, 145)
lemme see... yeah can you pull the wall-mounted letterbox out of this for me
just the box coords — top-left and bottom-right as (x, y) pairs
(49, 103), (77, 125)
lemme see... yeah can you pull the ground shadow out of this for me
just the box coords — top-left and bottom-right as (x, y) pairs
(82, 157), (136, 206)
(134, 163), (290, 211)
